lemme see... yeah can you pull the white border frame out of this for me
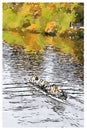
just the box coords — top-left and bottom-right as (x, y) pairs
(0, 0), (87, 129)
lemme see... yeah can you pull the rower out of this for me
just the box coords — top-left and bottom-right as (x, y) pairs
(38, 79), (45, 88)
(29, 75), (37, 83)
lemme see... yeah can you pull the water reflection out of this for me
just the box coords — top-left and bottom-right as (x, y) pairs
(3, 30), (84, 63)
(3, 42), (84, 127)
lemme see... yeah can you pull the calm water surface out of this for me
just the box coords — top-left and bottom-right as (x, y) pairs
(3, 38), (84, 127)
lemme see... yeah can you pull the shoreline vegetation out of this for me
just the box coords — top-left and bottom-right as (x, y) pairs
(3, 3), (84, 37)
(3, 3), (84, 63)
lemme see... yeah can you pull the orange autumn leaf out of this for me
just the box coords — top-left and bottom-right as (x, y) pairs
(27, 24), (37, 31)
(45, 21), (57, 32)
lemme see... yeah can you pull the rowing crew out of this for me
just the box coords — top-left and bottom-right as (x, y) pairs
(29, 75), (67, 100)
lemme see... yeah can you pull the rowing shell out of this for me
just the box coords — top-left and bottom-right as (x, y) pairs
(28, 82), (68, 105)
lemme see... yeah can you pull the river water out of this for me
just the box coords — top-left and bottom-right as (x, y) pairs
(2, 42), (84, 127)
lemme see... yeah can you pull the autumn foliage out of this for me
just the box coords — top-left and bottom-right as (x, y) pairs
(3, 3), (84, 35)
(26, 24), (37, 32)
(45, 21), (57, 33)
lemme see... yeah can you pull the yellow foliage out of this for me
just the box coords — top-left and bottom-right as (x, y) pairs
(18, 3), (30, 16)
(29, 3), (41, 16)
(24, 33), (42, 51)
(45, 36), (56, 45)
(48, 3), (56, 10)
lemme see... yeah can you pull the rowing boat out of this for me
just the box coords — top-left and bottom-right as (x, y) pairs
(28, 81), (68, 105)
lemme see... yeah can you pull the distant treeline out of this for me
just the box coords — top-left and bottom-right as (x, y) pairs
(3, 3), (84, 34)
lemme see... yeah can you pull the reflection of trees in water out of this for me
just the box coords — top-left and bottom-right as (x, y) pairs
(2, 41), (82, 91)
(73, 63), (84, 82)
(8, 31), (84, 83)
(54, 37), (84, 64)
(71, 39), (84, 64)
(5, 30), (83, 65)
(10, 44), (44, 73)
